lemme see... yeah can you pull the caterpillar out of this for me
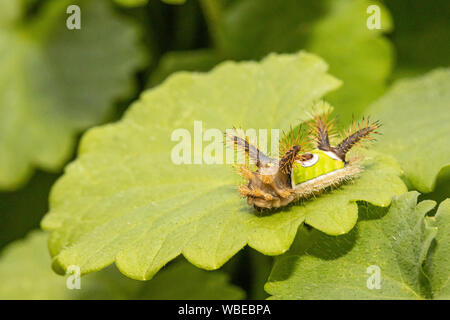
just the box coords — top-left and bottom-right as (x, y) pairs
(226, 112), (381, 210)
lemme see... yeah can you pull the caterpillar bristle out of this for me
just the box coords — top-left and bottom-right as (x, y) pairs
(279, 145), (302, 174)
(332, 117), (381, 161)
(279, 125), (307, 156)
(308, 111), (337, 151)
(225, 128), (274, 167)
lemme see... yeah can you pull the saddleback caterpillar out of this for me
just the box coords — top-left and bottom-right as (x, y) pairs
(226, 109), (381, 210)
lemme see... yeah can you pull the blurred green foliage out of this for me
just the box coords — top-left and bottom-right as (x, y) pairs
(0, 0), (144, 190)
(383, 0), (450, 79)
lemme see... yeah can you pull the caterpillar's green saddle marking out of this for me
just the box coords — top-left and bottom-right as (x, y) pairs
(292, 150), (344, 186)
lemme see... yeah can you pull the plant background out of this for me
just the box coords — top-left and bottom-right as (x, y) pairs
(0, 0), (448, 300)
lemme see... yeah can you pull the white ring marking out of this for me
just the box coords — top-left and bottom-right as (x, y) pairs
(299, 153), (319, 167)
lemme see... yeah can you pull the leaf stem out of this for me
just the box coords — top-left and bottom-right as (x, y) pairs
(198, 0), (226, 53)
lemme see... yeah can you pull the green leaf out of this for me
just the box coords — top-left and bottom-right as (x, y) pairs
(41, 52), (404, 280)
(369, 68), (450, 193)
(425, 199), (450, 299)
(0, 0), (144, 190)
(265, 192), (438, 300)
(0, 231), (244, 300)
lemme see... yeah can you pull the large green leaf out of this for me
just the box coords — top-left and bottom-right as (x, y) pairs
(41, 52), (405, 280)
(265, 192), (442, 300)
(0, 0), (144, 190)
(0, 231), (244, 300)
(152, 0), (393, 124)
(425, 199), (450, 299)
(369, 68), (450, 193)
